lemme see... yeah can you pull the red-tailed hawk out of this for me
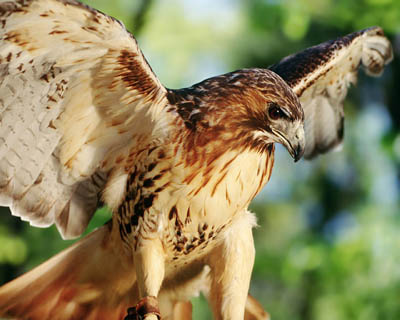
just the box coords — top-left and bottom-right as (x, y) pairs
(0, 1), (392, 319)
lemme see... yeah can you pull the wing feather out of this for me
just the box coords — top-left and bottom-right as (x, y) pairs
(0, 0), (169, 238)
(270, 27), (393, 158)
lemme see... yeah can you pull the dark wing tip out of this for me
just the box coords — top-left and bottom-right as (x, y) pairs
(270, 26), (393, 92)
(359, 27), (393, 77)
(271, 27), (392, 159)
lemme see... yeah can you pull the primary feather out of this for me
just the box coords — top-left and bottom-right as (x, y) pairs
(0, 1), (392, 319)
(0, 0), (167, 238)
(270, 26), (393, 158)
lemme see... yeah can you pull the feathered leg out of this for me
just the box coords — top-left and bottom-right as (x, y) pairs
(199, 265), (269, 320)
(125, 238), (165, 320)
(206, 211), (256, 320)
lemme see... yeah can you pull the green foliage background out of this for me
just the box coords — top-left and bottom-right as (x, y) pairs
(1, 0), (400, 319)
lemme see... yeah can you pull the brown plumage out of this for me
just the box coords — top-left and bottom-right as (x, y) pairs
(270, 26), (393, 158)
(0, 1), (392, 319)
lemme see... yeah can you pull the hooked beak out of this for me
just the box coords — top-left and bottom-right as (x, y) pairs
(289, 140), (305, 162)
(274, 125), (305, 162)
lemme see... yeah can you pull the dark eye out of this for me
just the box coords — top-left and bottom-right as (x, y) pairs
(268, 105), (284, 120)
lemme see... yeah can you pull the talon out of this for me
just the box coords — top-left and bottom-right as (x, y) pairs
(124, 306), (138, 320)
(124, 296), (161, 320)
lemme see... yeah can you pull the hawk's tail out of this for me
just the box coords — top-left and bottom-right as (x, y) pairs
(0, 224), (137, 320)
(0, 224), (270, 320)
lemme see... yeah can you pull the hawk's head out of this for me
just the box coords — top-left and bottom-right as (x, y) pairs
(169, 68), (305, 161)
(238, 68), (306, 162)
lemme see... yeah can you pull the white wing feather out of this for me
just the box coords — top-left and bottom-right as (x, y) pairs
(0, 0), (168, 238)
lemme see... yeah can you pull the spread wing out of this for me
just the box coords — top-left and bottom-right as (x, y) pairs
(270, 27), (393, 158)
(0, 0), (169, 238)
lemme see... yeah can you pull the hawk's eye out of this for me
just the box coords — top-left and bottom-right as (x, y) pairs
(268, 105), (284, 120)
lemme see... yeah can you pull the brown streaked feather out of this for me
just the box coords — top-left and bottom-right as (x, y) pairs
(168, 68), (302, 161)
(1, 1), (392, 319)
(0, 0), (168, 238)
(270, 27), (393, 158)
